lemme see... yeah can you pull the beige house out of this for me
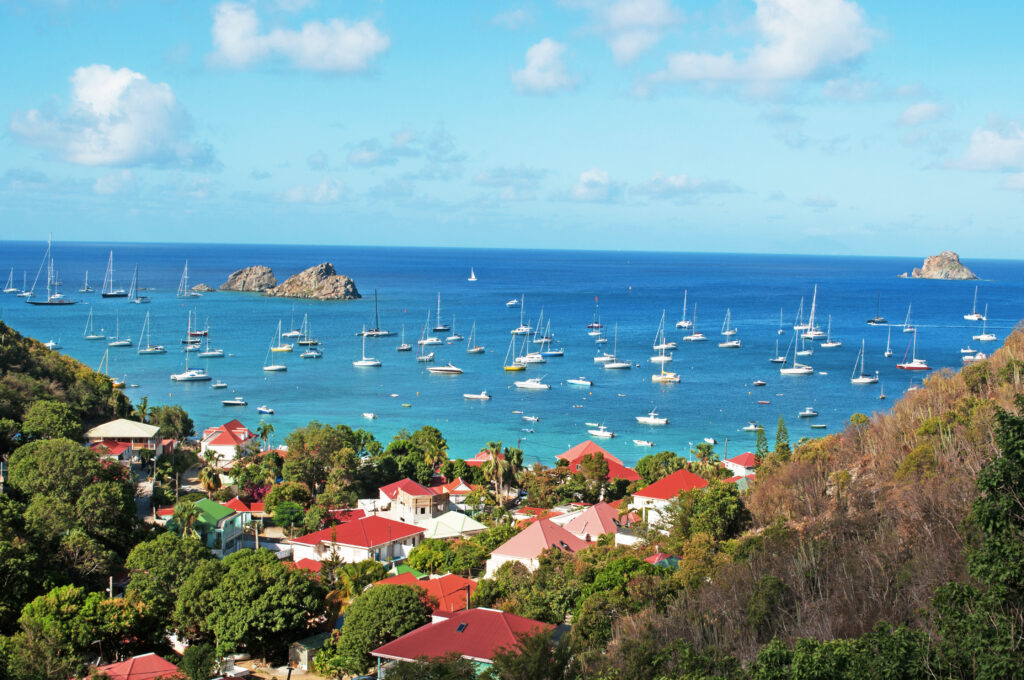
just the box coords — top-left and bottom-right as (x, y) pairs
(377, 478), (450, 526)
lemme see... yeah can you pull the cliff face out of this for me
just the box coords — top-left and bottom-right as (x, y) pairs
(900, 251), (978, 280)
(192, 283), (215, 293)
(219, 266), (277, 292)
(265, 263), (361, 300)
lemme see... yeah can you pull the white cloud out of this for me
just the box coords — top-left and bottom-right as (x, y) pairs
(512, 39), (576, 94)
(636, 172), (739, 199)
(898, 101), (946, 126)
(602, 0), (681, 63)
(492, 8), (533, 30)
(211, 2), (389, 72)
(655, 0), (872, 83)
(283, 176), (343, 203)
(10, 65), (214, 168)
(957, 123), (1024, 171)
(1002, 174), (1024, 191)
(93, 170), (135, 195)
(567, 167), (624, 202)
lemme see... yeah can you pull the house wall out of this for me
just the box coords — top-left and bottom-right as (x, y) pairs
(723, 461), (755, 477)
(484, 554), (540, 578)
(630, 496), (670, 525)
(290, 534), (423, 564)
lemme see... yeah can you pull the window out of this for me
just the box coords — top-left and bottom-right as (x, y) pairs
(456, 623), (468, 633)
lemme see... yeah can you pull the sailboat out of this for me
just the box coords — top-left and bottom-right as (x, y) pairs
(515, 331), (545, 365)
(100, 251), (128, 298)
(26, 237), (77, 306)
(197, 325), (224, 358)
(718, 309), (741, 348)
(360, 290), (394, 336)
(884, 326), (894, 357)
(674, 290), (692, 329)
(137, 312), (166, 354)
(466, 322), (485, 354)
(353, 327), (382, 367)
(511, 294), (531, 335)
(972, 305), (996, 341)
(820, 315), (841, 348)
(296, 315), (320, 346)
(176, 261), (201, 298)
(769, 338), (786, 364)
(263, 326), (288, 372)
(850, 339), (878, 384)
(418, 308), (442, 345)
(539, 319), (564, 357)
(447, 315), (463, 342)
(503, 335), (525, 371)
(779, 335), (813, 375)
(793, 297), (808, 331)
(281, 307), (303, 338)
(652, 365), (681, 383)
(866, 291), (887, 325)
(128, 264), (150, 304)
(651, 312), (674, 362)
(84, 308), (105, 340)
(777, 308), (785, 335)
(588, 296), (603, 330)
(683, 304), (706, 341)
(468, 267), (477, 282)
(604, 324), (631, 369)
(800, 285), (825, 339)
(79, 270), (94, 294)
(16, 271), (32, 298)
(964, 286), (985, 321)
(2, 268), (16, 294)
(397, 325), (413, 352)
(896, 331), (930, 370)
(107, 311), (132, 347)
(270, 320), (293, 352)
(170, 349), (211, 381)
(432, 293), (450, 332)
(532, 308), (551, 344)
(795, 333), (813, 356)
(902, 304), (915, 333)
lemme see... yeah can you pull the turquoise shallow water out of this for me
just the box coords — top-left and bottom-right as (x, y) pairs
(2, 241), (1022, 468)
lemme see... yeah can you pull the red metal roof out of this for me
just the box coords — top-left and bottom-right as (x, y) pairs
(556, 440), (625, 466)
(465, 450), (504, 467)
(491, 518), (588, 560)
(90, 439), (132, 456)
(372, 608), (552, 664)
(563, 502), (638, 538)
(380, 477), (438, 499)
(431, 477), (480, 495)
(725, 452), (760, 468)
(202, 419), (255, 448)
(724, 474), (757, 484)
(372, 573), (477, 614)
(223, 496), (251, 513)
(566, 456), (640, 482)
(290, 515), (423, 549)
(633, 468), (709, 500)
(93, 653), (183, 680)
(293, 558), (323, 573)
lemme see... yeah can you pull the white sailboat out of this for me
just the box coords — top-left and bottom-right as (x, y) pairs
(604, 324), (631, 369)
(800, 285), (825, 339)
(850, 339), (878, 384)
(973, 306), (996, 341)
(468, 267), (477, 282)
(101, 251), (127, 298)
(418, 318), (436, 362)
(108, 311), (132, 347)
(84, 308), (105, 340)
(777, 308), (785, 335)
(128, 264), (150, 304)
(896, 331), (930, 370)
(170, 349), (211, 381)
(137, 311), (166, 354)
(884, 325), (894, 357)
(820, 315), (841, 348)
(779, 335), (813, 375)
(360, 290), (394, 336)
(510, 294), (531, 335)
(446, 315), (464, 342)
(270, 320), (293, 352)
(674, 290), (692, 329)
(296, 314), (321, 346)
(197, 326), (224, 358)
(652, 311), (677, 350)
(26, 237), (77, 306)
(793, 297), (808, 331)
(718, 309), (741, 348)
(466, 322), (485, 354)
(353, 327), (382, 367)
(902, 304), (916, 333)
(78, 270), (93, 294)
(16, 271), (32, 298)
(98, 348), (125, 386)
(432, 293), (450, 332)
(2, 268), (16, 294)
(588, 296), (602, 330)
(283, 307), (303, 338)
(418, 309), (442, 346)
(263, 338), (288, 372)
(769, 338), (786, 363)
(397, 325), (413, 352)
(964, 286), (985, 321)
(176, 261), (201, 298)
(683, 304), (706, 341)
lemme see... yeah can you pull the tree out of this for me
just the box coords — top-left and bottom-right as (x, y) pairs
(75, 480), (136, 551)
(273, 501), (304, 534)
(482, 442), (511, 502)
(255, 421), (275, 447)
(149, 405), (195, 440)
(324, 560), (389, 620)
(180, 642), (217, 680)
(635, 451), (686, 485)
(755, 427), (770, 458)
(315, 584), (431, 676)
(774, 416), (790, 457)
(8, 438), (108, 504)
(411, 426), (449, 469)
(206, 549), (326, 658)
(485, 629), (574, 680)
(125, 532), (211, 639)
(197, 465), (222, 498)
(130, 396), (150, 423)
(173, 500), (201, 539)
(386, 653), (478, 680)
(579, 452), (610, 482)
(20, 400), (83, 441)
(660, 479), (750, 543)
(173, 559), (227, 643)
(262, 481), (312, 514)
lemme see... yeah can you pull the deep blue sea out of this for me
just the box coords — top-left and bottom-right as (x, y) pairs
(2, 241), (1021, 468)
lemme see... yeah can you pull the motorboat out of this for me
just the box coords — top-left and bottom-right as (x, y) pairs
(633, 439), (655, 447)
(753, 380), (767, 386)
(463, 391), (491, 400)
(798, 406), (818, 418)
(506, 298), (519, 307)
(742, 422), (762, 432)
(212, 381), (228, 389)
(652, 370), (680, 383)
(418, 336), (443, 346)
(510, 324), (532, 335)
(960, 346), (978, 354)
(256, 405), (274, 414)
(514, 377), (550, 390)
(963, 352), (987, 364)
(427, 363), (463, 375)
(704, 437), (717, 445)
(417, 352), (436, 363)
(540, 348), (564, 357)
(636, 410), (668, 425)
(44, 339), (61, 350)
(363, 412), (378, 419)
(567, 377), (592, 386)
(516, 352), (546, 365)
(587, 424), (615, 438)
(810, 424), (828, 429)
(522, 415), (540, 422)
(171, 367), (211, 382)
(594, 353), (615, 363)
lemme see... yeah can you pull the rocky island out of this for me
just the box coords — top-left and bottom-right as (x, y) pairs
(219, 265), (278, 292)
(191, 283), (215, 293)
(899, 251), (978, 280)
(265, 262), (361, 300)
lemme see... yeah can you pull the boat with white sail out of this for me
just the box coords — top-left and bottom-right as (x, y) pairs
(465, 322), (485, 354)
(604, 324), (631, 369)
(769, 338), (786, 363)
(137, 312), (166, 354)
(779, 335), (813, 375)
(972, 306), (996, 341)
(884, 326), (894, 357)
(353, 327), (382, 367)
(820, 315), (841, 348)
(270, 320), (293, 352)
(108, 311), (132, 347)
(84, 308), (105, 340)
(800, 285), (825, 339)
(674, 290), (692, 329)
(446, 315), (464, 342)
(176, 261), (201, 298)
(127, 264), (150, 304)
(850, 339), (878, 384)
(3, 268), (16, 294)
(468, 267), (477, 282)
(682, 304), (706, 341)
(26, 237), (77, 306)
(896, 331), (930, 370)
(964, 286), (985, 321)
(100, 251), (127, 298)
(902, 304), (916, 333)
(397, 325), (413, 352)
(360, 290), (394, 336)
(432, 293), (450, 333)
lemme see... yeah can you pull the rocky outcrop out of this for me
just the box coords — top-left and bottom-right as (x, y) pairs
(265, 263), (361, 300)
(220, 266), (277, 292)
(899, 251), (978, 280)
(192, 283), (215, 293)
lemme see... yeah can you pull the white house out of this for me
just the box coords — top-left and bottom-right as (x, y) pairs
(84, 419), (168, 462)
(629, 468), (709, 525)
(289, 515), (424, 564)
(484, 518), (588, 578)
(722, 452), (760, 477)
(200, 419), (257, 462)
(377, 478), (450, 526)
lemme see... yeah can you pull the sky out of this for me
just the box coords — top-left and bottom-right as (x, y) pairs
(1, 0), (1023, 257)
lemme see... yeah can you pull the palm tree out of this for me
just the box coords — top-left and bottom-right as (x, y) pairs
(131, 396), (150, 423)
(173, 500), (200, 539)
(198, 465), (221, 498)
(482, 442), (510, 504)
(256, 422), (275, 449)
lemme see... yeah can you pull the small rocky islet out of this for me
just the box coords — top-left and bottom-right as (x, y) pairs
(899, 250), (978, 280)
(219, 262), (360, 300)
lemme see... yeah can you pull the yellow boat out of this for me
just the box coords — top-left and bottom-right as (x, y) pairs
(270, 344), (293, 352)
(504, 364), (526, 372)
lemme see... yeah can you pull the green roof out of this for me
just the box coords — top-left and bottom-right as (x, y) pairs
(390, 564), (427, 578)
(423, 511), (487, 539)
(195, 498), (235, 527)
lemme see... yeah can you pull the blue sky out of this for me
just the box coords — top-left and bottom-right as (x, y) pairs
(2, 0), (1023, 257)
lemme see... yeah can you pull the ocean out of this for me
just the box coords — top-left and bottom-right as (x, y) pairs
(2, 241), (1021, 468)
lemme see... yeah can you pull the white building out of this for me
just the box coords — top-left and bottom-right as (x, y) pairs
(289, 515), (424, 564)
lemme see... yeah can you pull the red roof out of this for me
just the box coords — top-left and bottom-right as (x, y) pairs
(155, 507), (174, 518)
(465, 450), (504, 467)
(202, 419), (255, 448)
(250, 501), (265, 513)
(431, 477), (480, 496)
(328, 508), (366, 522)
(491, 518), (588, 560)
(725, 474), (757, 484)
(634, 468), (709, 500)
(556, 440), (625, 466)
(91, 440), (132, 456)
(380, 478), (438, 499)
(291, 515), (423, 549)
(725, 452), (759, 468)
(93, 653), (183, 680)
(373, 608), (552, 664)
(567, 456), (640, 482)
(293, 558), (323, 573)
(563, 502), (638, 538)
(223, 496), (251, 513)
(373, 573), (477, 614)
